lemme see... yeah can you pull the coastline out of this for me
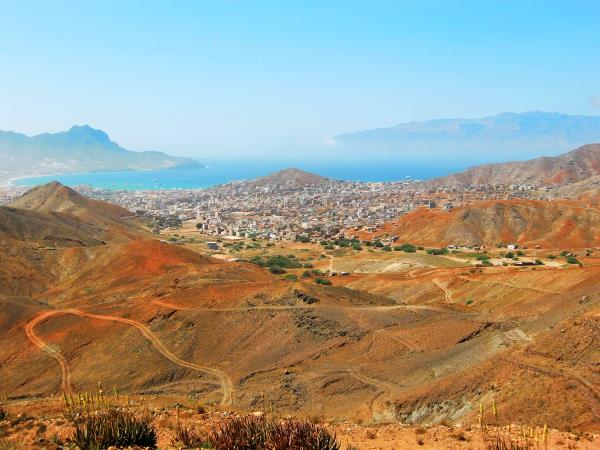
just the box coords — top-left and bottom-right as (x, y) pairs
(2, 161), (454, 192)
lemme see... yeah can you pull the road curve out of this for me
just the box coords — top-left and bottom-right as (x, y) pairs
(24, 309), (233, 405)
(24, 311), (74, 395)
(432, 278), (453, 303)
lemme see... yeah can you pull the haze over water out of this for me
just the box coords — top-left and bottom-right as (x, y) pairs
(15, 159), (469, 191)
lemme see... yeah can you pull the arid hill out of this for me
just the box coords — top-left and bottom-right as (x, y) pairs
(1, 184), (599, 436)
(11, 181), (132, 224)
(247, 168), (335, 188)
(426, 143), (600, 187)
(354, 199), (600, 248)
(0, 206), (105, 247)
(0, 182), (139, 296)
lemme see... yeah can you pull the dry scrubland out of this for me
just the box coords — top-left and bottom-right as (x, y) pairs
(1, 182), (599, 449)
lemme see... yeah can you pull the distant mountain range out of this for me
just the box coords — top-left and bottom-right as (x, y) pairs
(0, 125), (201, 180)
(426, 143), (600, 188)
(334, 112), (600, 160)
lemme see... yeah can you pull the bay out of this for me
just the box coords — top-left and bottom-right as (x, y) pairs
(15, 159), (468, 191)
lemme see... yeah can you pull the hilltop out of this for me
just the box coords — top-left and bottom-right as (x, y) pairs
(0, 125), (201, 180)
(353, 198), (600, 248)
(246, 167), (335, 188)
(426, 143), (600, 188)
(11, 181), (132, 225)
(334, 112), (600, 160)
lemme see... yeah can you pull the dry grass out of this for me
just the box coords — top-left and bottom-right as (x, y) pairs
(207, 415), (340, 450)
(174, 422), (210, 449)
(70, 408), (157, 450)
(480, 399), (548, 450)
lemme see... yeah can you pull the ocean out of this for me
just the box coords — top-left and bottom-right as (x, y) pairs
(14, 159), (468, 191)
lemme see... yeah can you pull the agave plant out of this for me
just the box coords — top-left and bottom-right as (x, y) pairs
(71, 408), (156, 450)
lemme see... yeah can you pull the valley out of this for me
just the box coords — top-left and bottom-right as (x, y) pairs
(0, 169), (599, 449)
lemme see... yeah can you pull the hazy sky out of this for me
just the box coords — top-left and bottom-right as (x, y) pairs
(1, 0), (599, 158)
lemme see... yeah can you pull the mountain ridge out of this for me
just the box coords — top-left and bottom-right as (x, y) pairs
(334, 112), (600, 160)
(353, 198), (600, 248)
(425, 143), (600, 187)
(0, 125), (201, 180)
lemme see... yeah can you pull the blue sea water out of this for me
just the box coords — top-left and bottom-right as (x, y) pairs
(15, 159), (469, 191)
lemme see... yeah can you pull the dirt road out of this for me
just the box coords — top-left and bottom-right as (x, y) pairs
(432, 278), (453, 303)
(24, 309), (233, 405)
(24, 311), (74, 395)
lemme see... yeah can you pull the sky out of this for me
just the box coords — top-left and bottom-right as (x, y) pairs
(1, 0), (599, 158)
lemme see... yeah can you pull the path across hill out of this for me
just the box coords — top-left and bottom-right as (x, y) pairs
(24, 309), (233, 405)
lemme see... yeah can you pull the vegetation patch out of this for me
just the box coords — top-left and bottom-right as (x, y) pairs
(70, 408), (156, 450)
(394, 243), (417, 253)
(208, 415), (340, 450)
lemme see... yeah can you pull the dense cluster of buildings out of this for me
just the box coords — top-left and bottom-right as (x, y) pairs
(0, 175), (546, 242)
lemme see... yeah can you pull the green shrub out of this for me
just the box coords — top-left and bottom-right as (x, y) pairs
(284, 274), (298, 281)
(303, 263), (314, 268)
(465, 299), (473, 305)
(395, 243), (416, 253)
(71, 409), (156, 450)
(566, 256), (580, 264)
(373, 240), (384, 248)
(504, 251), (514, 258)
(476, 254), (490, 261)
(267, 255), (302, 269)
(250, 256), (267, 267)
(352, 243), (362, 251)
(0, 406), (7, 420)
(426, 248), (448, 255)
(382, 245), (392, 252)
(302, 270), (312, 278)
(516, 250), (525, 256)
(315, 278), (332, 286)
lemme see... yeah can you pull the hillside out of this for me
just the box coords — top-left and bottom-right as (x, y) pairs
(1, 186), (599, 437)
(0, 125), (201, 179)
(0, 182), (141, 295)
(11, 181), (132, 225)
(355, 199), (600, 248)
(426, 143), (600, 187)
(334, 111), (600, 160)
(247, 167), (335, 188)
(0, 206), (105, 247)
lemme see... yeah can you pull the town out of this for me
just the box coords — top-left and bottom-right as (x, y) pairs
(0, 169), (549, 243)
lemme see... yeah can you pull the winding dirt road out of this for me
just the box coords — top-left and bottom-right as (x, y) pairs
(24, 311), (74, 395)
(432, 278), (453, 303)
(24, 309), (233, 405)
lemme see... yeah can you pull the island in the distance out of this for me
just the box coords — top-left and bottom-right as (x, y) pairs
(0, 125), (202, 183)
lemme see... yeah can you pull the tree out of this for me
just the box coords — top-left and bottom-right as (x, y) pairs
(396, 243), (416, 253)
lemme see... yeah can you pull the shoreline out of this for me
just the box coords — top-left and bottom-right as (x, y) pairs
(2, 165), (431, 192)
